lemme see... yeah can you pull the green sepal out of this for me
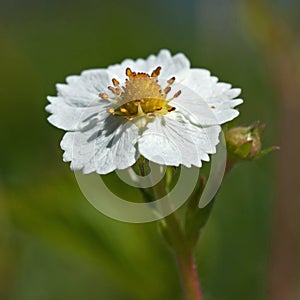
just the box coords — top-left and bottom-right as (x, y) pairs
(184, 175), (215, 248)
(233, 140), (253, 159)
(253, 145), (280, 160)
(132, 156), (151, 177)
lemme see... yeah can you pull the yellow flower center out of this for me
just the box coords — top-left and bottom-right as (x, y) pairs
(99, 66), (181, 120)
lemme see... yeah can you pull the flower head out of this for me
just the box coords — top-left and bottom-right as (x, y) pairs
(46, 50), (243, 174)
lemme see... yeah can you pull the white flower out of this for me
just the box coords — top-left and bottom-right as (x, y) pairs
(46, 49), (243, 174)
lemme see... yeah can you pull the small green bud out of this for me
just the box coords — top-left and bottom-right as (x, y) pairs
(225, 122), (279, 161)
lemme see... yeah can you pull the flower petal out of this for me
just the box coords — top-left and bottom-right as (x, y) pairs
(53, 69), (111, 108)
(46, 97), (109, 131)
(138, 113), (221, 168)
(61, 117), (139, 174)
(174, 68), (243, 124)
(107, 49), (191, 83)
(169, 83), (219, 126)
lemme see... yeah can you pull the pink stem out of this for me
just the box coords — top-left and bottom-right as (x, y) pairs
(175, 251), (203, 300)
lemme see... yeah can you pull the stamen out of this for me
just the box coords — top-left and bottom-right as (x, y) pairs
(107, 108), (115, 115)
(151, 66), (161, 78)
(108, 86), (121, 95)
(164, 86), (171, 95)
(104, 66), (178, 120)
(167, 77), (176, 85)
(211, 105), (216, 109)
(168, 107), (176, 112)
(99, 93), (109, 100)
(173, 90), (182, 98)
(126, 67), (136, 78)
(112, 78), (119, 86)
(147, 113), (156, 118)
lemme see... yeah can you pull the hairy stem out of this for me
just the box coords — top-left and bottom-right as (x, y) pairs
(175, 250), (203, 300)
(154, 179), (203, 300)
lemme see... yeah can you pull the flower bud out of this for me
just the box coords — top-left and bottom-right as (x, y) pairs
(225, 122), (278, 160)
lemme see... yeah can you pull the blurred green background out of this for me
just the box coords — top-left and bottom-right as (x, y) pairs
(1, 0), (299, 299)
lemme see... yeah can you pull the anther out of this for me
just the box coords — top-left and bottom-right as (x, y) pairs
(120, 108), (127, 113)
(168, 107), (176, 112)
(173, 90), (182, 98)
(210, 105), (216, 109)
(108, 86), (121, 95)
(164, 86), (171, 94)
(167, 77), (175, 85)
(124, 116), (133, 120)
(151, 66), (161, 78)
(99, 93), (109, 100)
(126, 67), (136, 78)
(147, 113), (156, 118)
(107, 108), (115, 115)
(112, 78), (119, 86)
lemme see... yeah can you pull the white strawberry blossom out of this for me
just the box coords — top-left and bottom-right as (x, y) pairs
(46, 50), (243, 174)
